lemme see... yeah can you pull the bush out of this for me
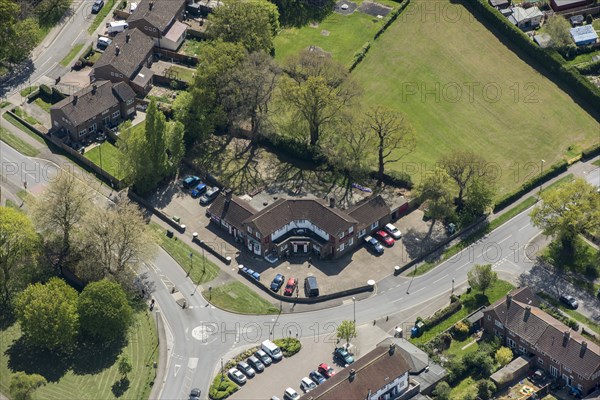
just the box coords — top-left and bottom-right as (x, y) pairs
(349, 41), (371, 71)
(452, 321), (469, 340)
(539, 304), (580, 331)
(465, 351), (494, 377)
(374, 0), (411, 40)
(422, 299), (462, 331)
(581, 142), (600, 160)
(379, 170), (413, 189)
(495, 346), (513, 367)
(39, 84), (52, 101)
(446, 356), (467, 384)
(273, 337), (302, 357)
(477, 379), (497, 400)
(208, 374), (238, 400)
(432, 381), (451, 400)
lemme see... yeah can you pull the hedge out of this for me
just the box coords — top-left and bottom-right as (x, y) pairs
(581, 142), (600, 160)
(273, 337), (302, 357)
(349, 41), (371, 72)
(208, 374), (238, 400)
(377, 170), (413, 189)
(494, 160), (568, 212)
(422, 298), (463, 331)
(464, 0), (600, 112)
(576, 60), (600, 75)
(374, 0), (410, 40)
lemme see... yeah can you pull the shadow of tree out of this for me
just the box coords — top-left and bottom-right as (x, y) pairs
(111, 377), (130, 398)
(5, 338), (71, 382)
(71, 336), (126, 375)
(401, 222), (447, 261)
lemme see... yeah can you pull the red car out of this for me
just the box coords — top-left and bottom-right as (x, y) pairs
(318, 363), (336, 378)
(375, 230), (395, 246)
(284, 278), (297, 296)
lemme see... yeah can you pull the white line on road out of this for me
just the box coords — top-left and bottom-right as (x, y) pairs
(433, 274), (449, 284)
(518, 223), (530, 231)
(411, 287), (425, 294)
(71, 31), (84, 46)
(498, 236), (511, 244)
(173, 364), (181, 377)
(392, 297), (404, 303)
(457, 262), (469, 270)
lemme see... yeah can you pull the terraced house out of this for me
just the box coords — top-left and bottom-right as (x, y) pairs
(126, 0), (188, 50)
(482, 287), (600, 396)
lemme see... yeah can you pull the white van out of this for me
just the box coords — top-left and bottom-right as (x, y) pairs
(261, 340), (282, 361)
(107, 21), (128, 34)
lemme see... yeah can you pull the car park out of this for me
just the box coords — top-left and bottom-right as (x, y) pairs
(318, 363), (336, 378)
(283, 388), (300, 400)
(199, 187), (220, 205)
(284, 277), (297, 296)
(384, 223), (402, 240)
(255, 350), (272, 366)
(309, 370), (326, 385)
(228, 368), (247, 384)
(91, 0), (104, 13)
(300, 377), (317, 392)
(364, 235), (384, 255)
(190, 183), (207, 198)
(236, 361), (255, 378)
(270, 273), (285, 292)
(247, 356), (265, 372)
(334, 347), (354, 365)
(375, 230), (395, 246)
(96, 36), (112, 50)
(182, 175), (201, 188)
(559, 294), (579, 309)
(261, 340), (283, 361)
(189, 388), (201, 400)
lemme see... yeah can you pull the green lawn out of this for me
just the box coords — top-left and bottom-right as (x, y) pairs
(181, 39), (203, 57)
(0, 101), (11, 108)
(411, 280), (515, 345)
(444, 337), (480, 358)
(202, 282), (280, 314)
(19, 86), (39, 98)
(88, 0), (116, 34)
(351, 0), (600, 196)
(0, 126), (40, 157)
(565, 49), (600, 66)
(84, 142), (126, 180)
(59, 43), (85, 67)
(2, 113), (45, 144)
(34, 97), (53, 113)
(274, 0), (398, 67)
(13, 107), (40, 126)
(150, 223), (220, 284)
(592, 159), (600, 167)
(537, 292), (600, 336)
(450, 376), (477, 400)
(0, 311), (157, 400)
(165, 65), (196, 83)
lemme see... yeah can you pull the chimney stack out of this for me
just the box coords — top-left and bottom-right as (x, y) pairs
(115, 45), (121, 56)
(389, 343), (396, 355)
(92, 83), (97, 94)
(149, 1), (154, 10)
(349, 369), (356, 382)
(506, 294), (512, 309)
(563, 330), (570, 347)
(580, 341), (588, 358)
(523, 306), (531, 322)
(225, 188), (232, 202)
(329, 197), (335, 208)
(73, 94), (78, 105)
(126, 33), (130, 43)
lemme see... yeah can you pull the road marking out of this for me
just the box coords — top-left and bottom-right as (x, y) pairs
(392, 297), (404, 303)
(188, 358), (198, 369)
(457, 262), (469, 270)
(433, 274), (448, 284)
(498, 236), (511, 244)
(518, 223), (530, 231)
(174, 364), (181, 377)
(412, 287), (425, 294)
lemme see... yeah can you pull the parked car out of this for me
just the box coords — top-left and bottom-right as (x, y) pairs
(559, 294), (579, 309)
(97, 36), (112, 49)
(247, 356), (265, 372)
(228, 368), (246, 384)
(318, 363), (336, 378)
(284, 277), (297, 296)
(304, 276), (319, 297)
(199, 187), (220, 205)
(254, 349), (272, 366)
(364, 235), (384, 255)
(375, 230), (395, 246)
(261, 340), (283, 361)
(244, 268), (260, 281)
(270, 273), (285, 292)
(334, 347), (354, 365)
(283, 388), (300, 400)
(384, 223), (402, 240)
(182, 175), (201, 188)
(91, 0), (104, 13)
(189, 388), (201, 400)
(300, 377), (317, 392)
(236, 361), (255, 378)
(309, 370), (326, 385)
(190, 183), (207, 198)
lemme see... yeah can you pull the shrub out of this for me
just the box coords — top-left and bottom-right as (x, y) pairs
(432, 381), (451, 400)
(539, 304), (580, 331)
(39, 84), (52, 101)
(374, 0), (411, 40)
(422, 299), (462, 331)
(380, 170), (413, 189)
(495, 346), (513, 367)
(585, 14), (593, 24)
(349, 41), (371, 71)
(477, 379), (497, 400)
(581, 142), (600, 160)
(446, 356), (467, 384)
(273, 337), (302, 357)
(452, 321), (469, 340)
(208, 374), (238, 400)
(465, 351), (494, 377)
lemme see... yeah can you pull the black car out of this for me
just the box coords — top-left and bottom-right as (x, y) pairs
(247, 356), (265, 372)
(559, 294), (579, 309)
(91, 0), (104, 13)
(189, 388), (201, 400)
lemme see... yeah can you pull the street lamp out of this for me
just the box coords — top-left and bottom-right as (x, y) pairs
(187, 252), (193, 277)
(452, 279), (455, 295)
(352, 296), (356, 324)
(539, 159), (545, 195)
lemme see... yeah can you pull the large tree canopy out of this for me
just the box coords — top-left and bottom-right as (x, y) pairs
(0, 0), (38, 65)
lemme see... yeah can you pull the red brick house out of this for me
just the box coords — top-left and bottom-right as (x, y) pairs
(482, 287), (600, 396)
(127, 0), (187, 51)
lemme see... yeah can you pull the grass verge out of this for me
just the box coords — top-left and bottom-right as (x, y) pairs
(34, 97), (53, 113)
(150, 223), (220, 284)
(0, 127), (40, 157)
(13, 107), (40, 126)
(593, 159), (600, 167)
(202, 282), (280, 315)
(88, 0), (116, 34)
(59, 43), (85, 67)
(3, 113), (45, 144)
(19, 86), (39, 98)
(537, 292), (600, 337)
(0, 101), (11, 109)
(84, 142), (125, 180)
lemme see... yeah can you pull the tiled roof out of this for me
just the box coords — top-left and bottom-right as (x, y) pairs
(164, 20), (187, 42)
(486, 286), (538, 322)
(94, 28), (154, 79)
(348, 195), (391, 230)
(51, 80), (134, 127)
(208, 192), (257, 230)
(300, 344), (411, 400)
(127, 0), (186, 33)
(244, 198), (358, 236)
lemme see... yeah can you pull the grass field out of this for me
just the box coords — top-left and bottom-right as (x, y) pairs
(351, 0), (600, 195)
(274, 0), (397, 67)
(202, 282), (280, 314)
(84, 142), (125, 179)
(0, 126), (40, 157)
(0, 311), (157, 400)
(59, 43), (85, 67)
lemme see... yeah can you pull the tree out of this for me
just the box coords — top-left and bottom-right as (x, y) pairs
(166, 121), (185, 174)
(15, 278), (79, 351)
(118, 355), (132, 379)
(432, 381), (451, 400)
(477, 379), (496, 400)
(78, 280), (133, 342)
(9, 372), (47, 400)
(530, 178), (600, 257)
(0, 207), (40, 306)
(460, 175), (495, 224)
(495, 346), (513, 367)
(364, 107), (415, 186)
(207, 0), (280, 53)
(545, 15), (574, 50)
(336, 320), (356, 347)
(467, 264), (497, 296)
(0, 0), (38, 65)
(31, 171), (92, 271)
(441, 150), (490, 207)
(417, 168), (456, 223)
(34, 0), (71, 23)
(270, 0), (335, 26)
(280, 49), (359, 145)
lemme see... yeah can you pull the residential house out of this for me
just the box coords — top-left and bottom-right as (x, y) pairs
(570, 25), (599, 46)
(508, 6), (544, 30)
(206, 189), (258, 243)
(127, 0), (187, 50)
(482, 287), (600, 396)
(50, 80), (136, 142)
(91, 28), (155, 94)
(348, 195), (392, 241)
(489, 0), (510, 9)
(551, 0), (592, 12)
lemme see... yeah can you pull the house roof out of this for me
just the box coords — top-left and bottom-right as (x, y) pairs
(511, 6), (543, 22)
(131, 66), (154, 88)
(208, 191), (258, 230)
(484, 287), (600, 379)
(489, 0), (510, 7)
(164, 20), (187, 42)
(50, 80), (135, 127)
(94, 28), (154, 79)
(570, 25), (599, 43)
(127, 0), (186, 33)
(348, 195), (391, 230)
(300, 344), (411, 400)
(552, 0), (591, 7)
(243, 198), (358, 236)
